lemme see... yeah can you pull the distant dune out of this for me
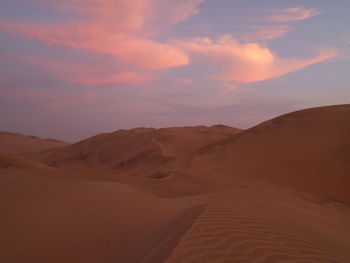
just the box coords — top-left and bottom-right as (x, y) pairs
(38, 104), (350, 202)
(40, 125), (241, 172)
(0, 131), (69, 154)
(1, 105), (350, 263)
(0, 153), (52, 170)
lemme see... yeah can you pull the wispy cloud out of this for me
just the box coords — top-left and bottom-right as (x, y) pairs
(241, 25), (291, 41)
(262, 6), (322, 22)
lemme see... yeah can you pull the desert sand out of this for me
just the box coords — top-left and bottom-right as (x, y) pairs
(1, 104), (350, 263)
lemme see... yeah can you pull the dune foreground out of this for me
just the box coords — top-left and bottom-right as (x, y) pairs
(1, 105), (350, 263)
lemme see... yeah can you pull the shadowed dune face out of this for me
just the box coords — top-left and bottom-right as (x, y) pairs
(0, 131), (69, 154)
(185, 105), (350, 203)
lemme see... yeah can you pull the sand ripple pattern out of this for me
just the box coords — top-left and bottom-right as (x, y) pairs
(164, 201), (348, 263)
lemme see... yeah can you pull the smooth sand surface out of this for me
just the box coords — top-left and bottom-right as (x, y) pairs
(1, 105), (350, 263)
(0, 171), (203, 263)
(1, 168), (349, 263)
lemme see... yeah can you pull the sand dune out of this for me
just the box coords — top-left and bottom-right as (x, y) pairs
(0, 131), (69, 154)
(184, 104), (350, 203)
(1, 105), (350, 263)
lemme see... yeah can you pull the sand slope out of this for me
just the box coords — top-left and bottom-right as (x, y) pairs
(185, 104), (350, 202)
(0, 131), (69, 154)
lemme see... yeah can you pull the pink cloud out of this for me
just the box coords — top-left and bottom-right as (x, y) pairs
(0, 0), (201, 71)
(175, 35), (337, 83)
(2, 24), (189, 71)
(262, 6), (322, 22)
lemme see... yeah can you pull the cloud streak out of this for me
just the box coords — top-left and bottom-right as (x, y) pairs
(241, 25), (291, 41)
(262, 6), (322, 22)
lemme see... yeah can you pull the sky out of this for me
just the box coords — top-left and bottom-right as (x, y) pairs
(0, 0), (349, 142)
